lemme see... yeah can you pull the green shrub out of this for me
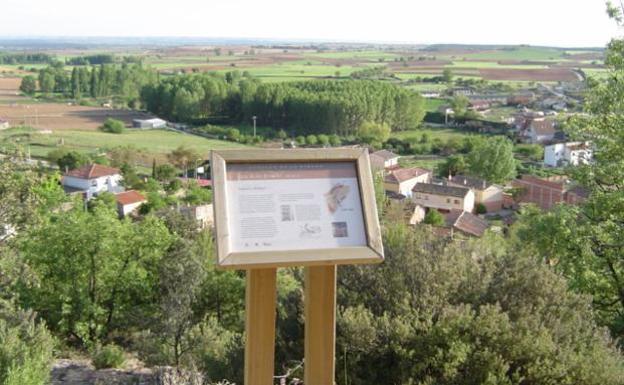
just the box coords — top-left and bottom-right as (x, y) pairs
(476, 203), (487, 214)
(423, 209), (445, 226)
(100, 118), (125, 134)
(0, 306), (54, 385)
(92, 344), (125, 369)
(306, 135), (318, 145)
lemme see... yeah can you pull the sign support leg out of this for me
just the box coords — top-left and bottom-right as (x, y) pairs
(304, 265), (337, 385)
(245, 268), (277, 385)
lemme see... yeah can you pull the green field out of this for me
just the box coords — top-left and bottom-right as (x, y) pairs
(441, 47), (567, 61)
(392, 127), (476, 143)
(0, 127), (245, 163)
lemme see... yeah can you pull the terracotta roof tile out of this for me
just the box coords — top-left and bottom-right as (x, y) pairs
(449, 210), (489, 237)
(385, 167), (431, 184)
(115, 190), (146, 206)
(64, 164), (120, 179)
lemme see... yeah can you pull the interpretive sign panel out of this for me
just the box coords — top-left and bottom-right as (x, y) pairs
(211, 149), (384, 268)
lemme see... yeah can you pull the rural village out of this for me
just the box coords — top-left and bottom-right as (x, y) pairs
(1, 2), (624, 384)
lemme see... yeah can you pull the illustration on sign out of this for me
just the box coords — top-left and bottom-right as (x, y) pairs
(226, 162), (367, 253)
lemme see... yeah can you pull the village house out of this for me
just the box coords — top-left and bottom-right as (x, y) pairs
(524, 118), (559, 144)
(370, 149), (400, 171)
(384, 167), (432, 198)
(544, 141), (593, 167)
(512, 175), (588, 210)
(445, 209), (490, 237)
(468, 99), (491, 111)
(507, 92), (534, 106)
(115, 190), (146, 218)
(412, 183), (475, 213)
(179, 203), (214, 229)
(62, 164), (124, 200)
(452, 87), (476, 96)
(0, 117), (9, 130)
(446, 175), (504, 212)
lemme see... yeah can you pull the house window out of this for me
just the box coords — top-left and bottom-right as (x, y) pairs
(446, 198), (451, 203)
(91, 180), (97, 187)
(454, 199), (460, 204)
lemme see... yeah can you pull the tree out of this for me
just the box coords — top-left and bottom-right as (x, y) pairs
(305, 135), (318, 146)
(19, 207), (172, 345)
(450, 95), (469, 118)
(358, 121), (391, 145)
(100, 118), (125, 134)
(512, 8), (624, 337)
(437, 154), (466, 177)
(168, 146), (201, 178)
(442, 68), (454, 83)
(154, 164), (178, 182)
(50, 149), (90, 171)
(423, 209), (444, 226)
(335, 225), (624, 384)
(466, 137), (516, 183)
(0, 303), (54, 385)
(19, 76), (37, 95)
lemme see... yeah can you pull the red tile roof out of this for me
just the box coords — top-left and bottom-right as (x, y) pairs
(446, 210), (489, 237)
(115, 190), (146, 206)
(64, 164), (120, 179)
(385, 167), (431, 184)
(530, 119), (556, 136)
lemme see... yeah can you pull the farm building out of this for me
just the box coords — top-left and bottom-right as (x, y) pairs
(179, 204), (214, 229)
(446, 175), (504, 212)
(412, 183), (475, 213)
(115, 190), (146, 218)
(370, 149), (400, 170)
(445, 210), (490, 237)
(544, 142), (593, 167)
(384, 167), (432, 198)
(524, 118), (559, 144)
(0, 118), (9, 130)
(511, 175), (588, 210)
(133, 118), (167, 129)
(62, 164), (124, 200)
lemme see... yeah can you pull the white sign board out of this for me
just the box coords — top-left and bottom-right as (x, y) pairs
(226, 162), (367, 253)
(211, 149), (384, 269)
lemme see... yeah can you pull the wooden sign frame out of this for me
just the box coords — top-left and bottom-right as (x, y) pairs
(210, 148), (384, 269)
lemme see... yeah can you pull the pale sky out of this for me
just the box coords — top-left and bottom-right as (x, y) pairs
(0, 0), (620, 47)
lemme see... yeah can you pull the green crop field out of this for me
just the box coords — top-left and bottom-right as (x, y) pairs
(392, 127), (476, 143)
(0, 127), (245, 163)
(443, 47), (567, 61)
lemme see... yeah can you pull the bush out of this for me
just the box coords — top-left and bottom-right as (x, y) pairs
(295, 136), (306, 146)
(92, 344), (125, 369)
(329, 134), (342, 146)
(306, 135), (318, 145)
(476, 203), (487, 214)
(317, 134), (330, 146)
(0, 305), (54, 385)
(423, 209), (445, 226)
(100, 118), (125, 134)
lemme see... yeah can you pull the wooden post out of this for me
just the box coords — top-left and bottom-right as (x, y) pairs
(245, 268), (277, 385)
(304, 265), (337, 385)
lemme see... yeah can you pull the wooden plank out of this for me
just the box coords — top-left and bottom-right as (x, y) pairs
(220, 247), (382, 270)
(356, 151), (384, 257)
(215, 148), (363, 162)
(304, 265), (337, 385)
(245, 268), (277, 385)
